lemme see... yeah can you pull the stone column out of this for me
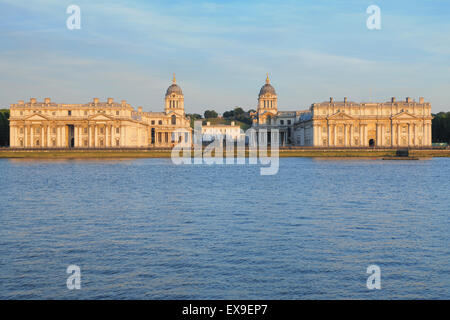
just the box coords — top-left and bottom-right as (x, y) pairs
(47, 125), (51, 147)
(349, 125), (353, 147)
(376, 124), (380, 146)
(106, 125), (110, 148)
(408, 123), (411, 147)
(327, 124), (330, 147)
(94, 125), (98, 148)
(333, 125), (337, 146)
(74, 126), (78, 147)
(61, 125), (66, 148)
(363, 125), (368, 146)
(397, 124), (401, 146)
(41, 126), (44, 148)
(359, 124), (363, 147)
(428, 123), (432, 146)
(391, 122), (395, 147)
(30, 126), (34, 148)
(24, 126), (28, 147)
(343, 124), (347, 147)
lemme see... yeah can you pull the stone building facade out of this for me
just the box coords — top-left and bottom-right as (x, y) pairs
(9, 75), (192, 148)
(251, 76), (433, 147)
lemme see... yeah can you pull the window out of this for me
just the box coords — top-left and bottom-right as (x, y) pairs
(339, 126), (343, 134)
(287, 120), (291, 125)
(68, 110), (72, 116)
(171, 115), (176, 125)
(116, 139), (120, 146)
(35, 127), (40, 134)
(100, 128), (104, 134)
(322, 126), (327, 133)
(165, 132), (168, 143)
(20, 111), (23, 115)
(159, 120), (163, 125)
(20, 127), (24, 134)
(116, 127), (120, 134)
(36, 140), (40, 146)
(52, 112), (56, 116)
(280, 120), (284, 125)
(53, 128), (57, 134)
(116, 111), (119, 115)
(20, 140), (23, 147)
(84, 128), (88, 134)
(84, 111), (88, 116)
(84, 140), (88, 147)
(151, 120), (155, 125)
(52, 140), (56, 147)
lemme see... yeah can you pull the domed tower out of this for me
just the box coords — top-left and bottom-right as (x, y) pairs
(165, 74), (185, 115)
(258, 74), (277, 114)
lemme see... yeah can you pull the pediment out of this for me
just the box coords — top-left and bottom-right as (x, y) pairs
(89, 114), (114, 121)
(327, 112), (354, 120)
(25, 114), (49, 121)
(391, 111), (418, 120)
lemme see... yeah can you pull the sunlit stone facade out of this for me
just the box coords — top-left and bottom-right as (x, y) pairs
(251, 76), (433, 147)
(9, 76), (192, 148)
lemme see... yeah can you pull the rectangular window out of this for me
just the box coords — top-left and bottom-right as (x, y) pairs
(84, 128), (88, 134)
(116, 111), (119, 115)
(116, 128), (120, 134)
(280, 120), (284, 125)
(287, 120), (291, 125)
(84, 140), (88, 147)
(151, 120), (155, 125)
(68, 110), (72, 116)
(165, 132), (168, 143)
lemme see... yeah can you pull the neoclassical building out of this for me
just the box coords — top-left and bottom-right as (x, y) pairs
(9, 75), (192, 148)
(251, 76), (433, 147)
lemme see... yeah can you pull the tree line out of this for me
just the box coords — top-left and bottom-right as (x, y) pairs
(187, 107), (256, 125)
(432, 112), (450, 144)
(0, 109), (10, 147)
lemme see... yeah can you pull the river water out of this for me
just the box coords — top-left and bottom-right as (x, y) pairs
(0, 157), (448, 299)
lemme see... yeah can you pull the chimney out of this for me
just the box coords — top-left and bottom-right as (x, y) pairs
(30, 98), (37, 104)
(138, 106), (143, 112)
(391, 97), (396, 103)
(93, 98), (99, 105)
(107, 98), (114, 104)
(44, 98), (50, 104)
(330, 97), (334, 103)
(419, 97), (424, 104)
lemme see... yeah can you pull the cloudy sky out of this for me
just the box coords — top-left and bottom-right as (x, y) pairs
(1, 0), (449, 113)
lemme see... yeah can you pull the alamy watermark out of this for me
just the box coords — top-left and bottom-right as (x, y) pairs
(66, 5), (81, 30)
(67, 265), (81, 290)
(366, 5), (381, 30)
(366, 265), (381, 290)
(171, 121), (279, 175)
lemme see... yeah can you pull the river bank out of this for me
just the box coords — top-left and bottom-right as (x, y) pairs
(1, 148), (449, 158)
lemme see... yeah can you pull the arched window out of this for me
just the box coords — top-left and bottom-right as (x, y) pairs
(171, 115), (176, 125)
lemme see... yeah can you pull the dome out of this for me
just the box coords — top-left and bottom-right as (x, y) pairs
(259, 73), (276, 96)
(166, 84), (183, 96)
(259, 83), (276, 96)
(165, 73), (183, 96)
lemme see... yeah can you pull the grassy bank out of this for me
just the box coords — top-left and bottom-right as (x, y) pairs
(1, 148), (449, 159)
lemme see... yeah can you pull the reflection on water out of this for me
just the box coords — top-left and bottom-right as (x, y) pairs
(0, 157), (448, 299)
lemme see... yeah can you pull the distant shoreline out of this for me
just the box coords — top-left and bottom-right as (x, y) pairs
(0, 148), (449, 159)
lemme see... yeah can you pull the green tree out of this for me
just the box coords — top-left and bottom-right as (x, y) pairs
(204, 110), (218, 119)
(432, 112), (450, 143)
(0, 109), (10, 147)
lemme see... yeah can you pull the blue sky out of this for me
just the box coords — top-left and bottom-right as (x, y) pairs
(1, 0), (449, 113)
